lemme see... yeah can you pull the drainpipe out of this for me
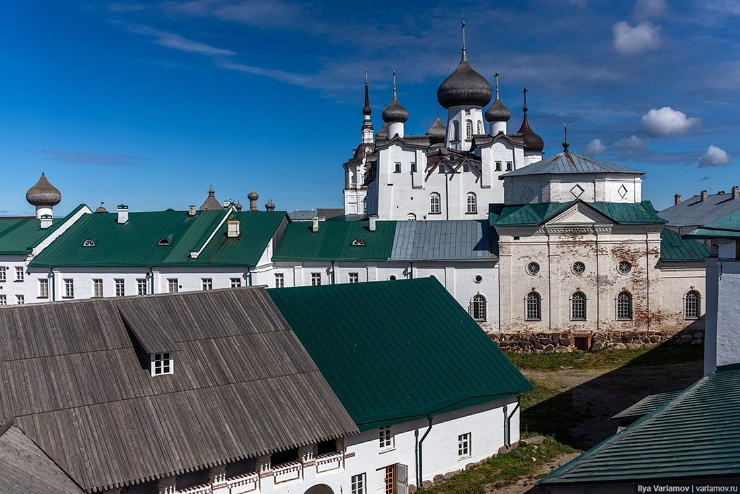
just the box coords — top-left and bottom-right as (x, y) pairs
(49, 268), (55, 302)
(148, 267), (154, 294)
(445, 172), (450, 220)
(409, 261), (413, 279)
(331, 261), (336, 285)
(645, 234), (650, 331)
(416, 415), (433, 487)
(504, 397), (521, 447)
(246, 267), (252, 287)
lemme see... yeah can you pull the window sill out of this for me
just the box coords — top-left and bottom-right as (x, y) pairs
(62, 296), (74, 299)
(525, 319), (542, 322)
(428, 212), (441, 215)
(37, 296), (48, 299)
(458, 455), (471, 461)
(379, 447), (396, 454)
(465, 211), (478, 215)
(14, 280), (24, 283)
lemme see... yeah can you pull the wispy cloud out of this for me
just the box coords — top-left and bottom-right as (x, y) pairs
(612, 21), (661, 54)
(639, 107), (700, 137)
(128, 24), (235, 56)
(36, 150), (144, 167)
(633, 0), (668, 20)
(583, 138), (606, 155)
(699, 144), (732, 167)
(161, 0), (305, 29)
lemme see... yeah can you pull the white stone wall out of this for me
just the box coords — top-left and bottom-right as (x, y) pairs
(705, 244), (740, 374)
(503, 174), (642, 205)
(658, 262), (706, 333)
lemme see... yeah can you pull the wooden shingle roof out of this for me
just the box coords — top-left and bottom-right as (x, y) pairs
(0, 288), (357, 493)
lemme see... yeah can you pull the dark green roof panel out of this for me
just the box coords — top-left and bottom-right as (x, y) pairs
(268, 278), (532, 430)
(0, 205), (88, 255)
(490, 201), (665, 228)
(660, 228), (709, 262)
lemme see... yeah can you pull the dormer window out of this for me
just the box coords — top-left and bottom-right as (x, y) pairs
(351, 238), (366, 246)
(151, 352), (173, 376)
(83, 239), (95, 247)
(158, 238), (171, 246)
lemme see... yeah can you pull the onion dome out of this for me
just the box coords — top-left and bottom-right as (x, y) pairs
(247, 189), (259, 201)
(381, 71), (408, 123)
(235, 201), (243, 211)
(437, 24), (492, 109)
(516, 88), (544, 152)
(95, 202), (108, 213)
(425, 117), (447, 145)
(26, 172), (61, 207)
(265, 199), (275, 212)
(485, 74), (511, 122)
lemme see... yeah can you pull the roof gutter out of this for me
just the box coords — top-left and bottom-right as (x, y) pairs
(504, 396), (521, 448)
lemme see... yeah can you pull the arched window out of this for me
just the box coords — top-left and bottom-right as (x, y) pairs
(616, 291), (632, 320)
(685, 290), (701, 319)
(571, 291), (587, 321)
(477, 121), (483, 134)
(430, 193), (441, 214)
(465, 120), (473, 140)
(466, 192), (477, 214)
(526, 291), (541, 321)
(407, 213), (416, 221)
(452, 121), (460, 141)
(471, 294), (486, 322)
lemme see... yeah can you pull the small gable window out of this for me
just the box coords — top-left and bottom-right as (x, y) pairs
(351, 238), (366, 246)
(151, 352), (173, 376)
(83, 239), (95, 247)
(158, 238), (172, 246)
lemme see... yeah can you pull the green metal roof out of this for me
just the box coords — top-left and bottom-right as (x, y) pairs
(272, 219), (397, 262)
(268, 278), (532, 430)
(685, 210), (740, 240)
(540, 366), (740, 486)
(489, 201), (665, 228)
(610, 390), (682, 422)
(30, 209), (286, 267)
(0, 205), (88, 255)
(660, 228), (710, 262)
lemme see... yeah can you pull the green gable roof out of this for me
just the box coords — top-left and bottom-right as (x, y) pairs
(660, 228), (710, 262)
(272, 219), (397, 262)
(0, 205), (88, 255)
(489, 201), (665, 228)
(685, 210), (740, 240)
(30, 209), (286, 268)
(540, 367), (740, 486)
(268, 278), (532, 430)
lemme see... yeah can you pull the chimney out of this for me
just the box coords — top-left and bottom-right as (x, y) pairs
(188, 205), (197, 216)
(733, 186), (739, 199)
(117, 205), (129, 224)
(674, 194), (681, 205)
(40, 214), (52, 229)
(369, 215), (378, 232)
(311, 217), (319, 233)
(227, 220), (240, 238)
(700, 190), (708, 201)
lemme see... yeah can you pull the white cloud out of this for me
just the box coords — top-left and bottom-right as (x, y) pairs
(699, 145), (732, 167)
(129, 25), (236, 56)
(634, 0), (668, 20)
(639, 107), (700, 137)
(615, 135), (647, 151)
(583, 138), (606, 155)
(612, 21), (661, 54)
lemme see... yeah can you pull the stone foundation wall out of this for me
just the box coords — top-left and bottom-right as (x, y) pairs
(489, 327), (704, 353)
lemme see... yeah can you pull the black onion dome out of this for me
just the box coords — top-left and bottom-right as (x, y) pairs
(247, 188), (259, 201)
(95, 202), (108, 213)
(382, 98), (408, 123)
(517, 114), (544, 152)
(26, 172), (61, 207)
(485, 97), (511, 122)
(425, 117), (447, 144)
(437, 60), (492, 109)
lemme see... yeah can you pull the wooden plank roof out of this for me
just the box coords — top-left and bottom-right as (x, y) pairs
(0, 288), (357, 493)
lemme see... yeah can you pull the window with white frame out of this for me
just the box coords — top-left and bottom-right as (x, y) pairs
(93, 279), (103, 297)
(465, 120), (473, 140)
(452, 121), (460, 141)
(202, 278), (213, 291)
(15, 267), (24, 282)
(571, 291), (587, 321)
(351, 473), (366, 494)
(526, 291), (541, 321)
(685, 290), (701, 319)
(430, 193), (441, 214)
(168, 279), (179, 293)
(311, 273), (322, 286)
(0, 295), (5, 305)
(477, 121), (483, 134)
(38, 279), (49, 298)
(379, 426), (394, 450)
(0, 266), (5, 282)
(458, 433), (471, 458)
(16, 295), (24, 305)
(151, 352), (173, 376)
(115, 279), (125, 297)
(230, 278), (241, 288)
(136, 278), (147, 295)
(466, 193), (477, 214)
(349, 272), (359, 284)
(275, 273), (284, 288)
(63, 279), (74, 298)
(616, 291), (632, 320)
(471, 294), (486, 321)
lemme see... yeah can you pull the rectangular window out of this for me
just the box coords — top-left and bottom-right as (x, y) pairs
(93, 279), (103, 297)
(115, 279), (125, 297)
(63, 279), (74, 298)
(151, 352), (173, 376)
(275, 273), (284, 288)
(351, 474), (366, 494)
(384, 465), (395, 494)
(379, 426), (394, 450)
(0, 266), (5, 282)
(311, 273), (322, 286)
(16, 295), (24, 305)
(458, 433), (471, 458)
(349, 272), (359, 284)
(230, 277), (242, 288)
(168, 279), (179, 293)
(38, 279), (49, 298)
(202, 278), (213, 291)
(495, 161), (502, 171)
(15, 267), (24, 282)
(0, 295), (5, 305)
(137, 278), (147, 295)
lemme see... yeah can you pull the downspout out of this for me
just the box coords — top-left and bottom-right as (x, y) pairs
(445, 171), (450, 220)
(504, 397), (521, 447)
(49, 267), (55, 302)
(546, 229), (552, 330)
(645, 233), (650, 331)
(416, 415), (433, 487)
(246, 267), (252, 287)
(331, 261), (336, 285)
(148, 266), (154, 294)
(409, 261), (413, 279)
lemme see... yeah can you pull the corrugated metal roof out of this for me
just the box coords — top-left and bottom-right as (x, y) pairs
(0, 205), (88, 255)
(540, 367), (740, 486)
(610, 390), (683, 422)
(268, 278), (532, 431)
(660, 228), (709, 262)
(0, 288), (357, 492)
(272, 219), (397, 262)
(489, 201), (665, 227)
(390, 220), (497, 260)
(685, 210), (740, 240)
(29, 210), (286, 267)
(659, 192), (740, 228)
(501, 151), (644, 177)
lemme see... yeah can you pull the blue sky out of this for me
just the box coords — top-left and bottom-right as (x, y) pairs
(2, 0), (738, 215)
